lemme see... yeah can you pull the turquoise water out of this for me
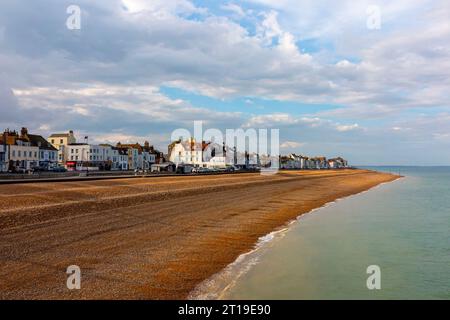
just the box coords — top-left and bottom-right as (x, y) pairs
(203, 167), (450, 299)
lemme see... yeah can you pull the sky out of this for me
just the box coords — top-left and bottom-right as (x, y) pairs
(0, 0), (449, 165)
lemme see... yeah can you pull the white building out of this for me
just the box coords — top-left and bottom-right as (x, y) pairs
(48, 131), (77, 164)
(169, 139), (206, 167)
(328, 157), (348, 169)
(65, 143), (113, 171)
(9, 142), (39, 170)
(2, 128), (39, 171)
(169, 139), (234, 169)
(0, 144), (8, 172)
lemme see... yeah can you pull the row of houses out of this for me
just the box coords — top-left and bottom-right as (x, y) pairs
(167, 138), (349, 170)
(1, 127), (349, 173)
(280, 154), (348, 170)
(167, 138), (268, 169)
(0, 128), (58, 172)
(0, 128), (165, 172)
(51, 131), (165, 172)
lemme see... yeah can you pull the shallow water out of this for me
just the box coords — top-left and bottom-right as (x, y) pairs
(196, 167), (450, 300)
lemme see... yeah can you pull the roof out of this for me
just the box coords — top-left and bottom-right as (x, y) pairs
(28, 134), (58, 151)
(177, 140), (211, 152)
(116, 148), (128, 155)
(49, 133), (70, 138)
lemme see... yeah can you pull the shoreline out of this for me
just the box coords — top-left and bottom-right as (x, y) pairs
(188, 175), (404, 300)
(0, 169), (400, 299)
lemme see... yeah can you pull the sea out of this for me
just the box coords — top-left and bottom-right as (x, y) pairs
(191, 167), (450, 300)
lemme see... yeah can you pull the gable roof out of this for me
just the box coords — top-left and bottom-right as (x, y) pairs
(28, 134), (58, 151)
(49, 133), (70, 138)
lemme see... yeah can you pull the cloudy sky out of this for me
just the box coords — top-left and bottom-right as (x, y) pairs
(1, 0), (449, 165)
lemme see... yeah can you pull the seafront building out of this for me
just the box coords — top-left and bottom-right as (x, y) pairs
(1, 126), (349, 173)
(111, 147), (129, 170)
(0, 128), (59, 172)
(48, 131), (77, 164)
(30, 134), (58, 169)
(328, 157), (348, 169)
(116, 141), (157, 171)
(169, 138), (206, 167)
(0, 144), (8, 172)
(65, 143), (115, 171)
(280, 154), (348, 170)
(168, 138), (236, 169)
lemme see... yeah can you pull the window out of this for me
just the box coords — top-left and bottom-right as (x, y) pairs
(75, 156), (79, 160)
(71, 149), (74, 154)
(76, 149), (79, 153)
(51, 139), (55, 144)
(60, 139), (63, 144)
(18, 150), (21, 157)
(71, 156), (74, 160)
(34, 152), (37, 158)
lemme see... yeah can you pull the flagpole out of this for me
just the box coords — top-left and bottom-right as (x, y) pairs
(85, 136), (89, 176)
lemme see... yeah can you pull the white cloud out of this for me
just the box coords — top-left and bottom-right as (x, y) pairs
(1, 0), (450, 164)
(280, 141), (305, 149)
(221, 3), (246, 18)
(336, 123), (360, 132)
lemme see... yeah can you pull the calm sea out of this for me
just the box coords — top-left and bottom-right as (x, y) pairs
(193, 167), (450, 300)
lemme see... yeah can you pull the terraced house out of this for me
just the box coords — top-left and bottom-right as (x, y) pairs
(0, 142), (8, 172)
(65, 143), (113, 171)
(29, 134), (58, 169)
(116, 141), (157, 170)
(48, 130), (77, 164)
(1, 128), (39, 172)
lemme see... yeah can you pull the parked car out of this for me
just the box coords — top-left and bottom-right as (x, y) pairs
(193, 167), (208, 173)
(33, 166), (48, 172)
(51, 166), (67, 172)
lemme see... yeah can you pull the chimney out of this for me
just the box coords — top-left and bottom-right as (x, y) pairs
(21, 127), (28, 137)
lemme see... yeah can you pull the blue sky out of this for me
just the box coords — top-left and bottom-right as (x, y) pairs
(0, 0), (449, 165)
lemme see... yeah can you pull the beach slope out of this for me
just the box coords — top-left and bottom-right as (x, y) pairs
(0, 169), (399, 299)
